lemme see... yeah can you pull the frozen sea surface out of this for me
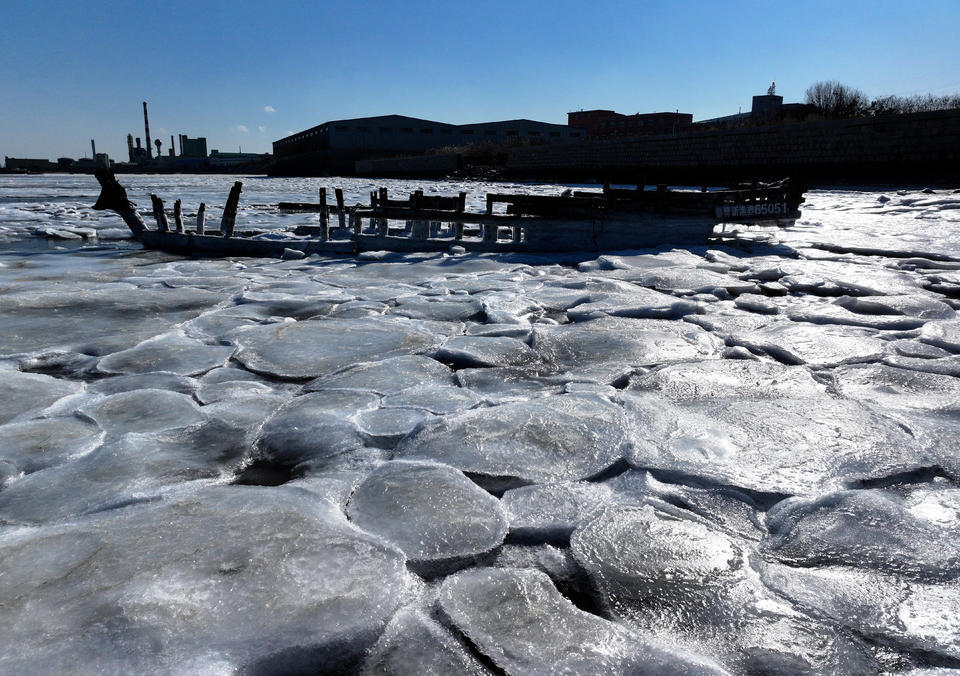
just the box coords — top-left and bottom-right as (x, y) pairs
(1, 173), (960, 673)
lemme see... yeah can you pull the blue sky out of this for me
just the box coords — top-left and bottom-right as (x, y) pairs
(2, 0), (958, 161)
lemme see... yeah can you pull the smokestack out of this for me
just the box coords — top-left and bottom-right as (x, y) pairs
(127, 134), (134, 162)
(136, 137), (142, 149)
(91, 139), (96, 158)
(170, 135), (176, 157)
(143, 101), (152, 159)
(179, 134), (184, 155)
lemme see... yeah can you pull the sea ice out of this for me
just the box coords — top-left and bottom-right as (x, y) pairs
(395, 393), (629, 483)
(501, 481), (615, 541)
(302, 355), (455, 394)
(571, 505), (877, 673)
(391, 295), (484, 322)
(233, 317), (439, 380)
(356, 407), (434, 448)
(347, 461), (507, 565)
(565, 287), (702, 320)
(766, 488), (960, 579)
(1, 286), (226, 356)
(380, 383), (481, 414)
(831, 363), (960, 411)
(627, 359), (826, 400)
(361, 608), (490, 676)
(0, 486), (410, 673)
(77, 388), (205, 435)
(0, 416), (102, 477)
(0, 417), (250, 524)
(439, 567), (725, 675)
(761, 562), (960, 662)
(87, 372), (197, 396)
(254, 391), (377, 466)
(531, 316), (724, 374)
(0, 370), (82, 424)
(616, 265), (758, 296)
(623, 393), (927, 496)
(96, 331), (235, 376)
(919, 319), (960, 352)
(725, 322), (888, 366)
(434, 335), (539, 368)
(454, 366), (565, 402)
(835, 293), (956, 320)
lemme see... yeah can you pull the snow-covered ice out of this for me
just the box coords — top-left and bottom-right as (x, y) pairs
(2, 174), (959, 672)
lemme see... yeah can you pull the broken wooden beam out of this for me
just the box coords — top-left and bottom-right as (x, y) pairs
(173, 199), (183, 233)
(220, 181), (242, 237)
(91, 169), (146, 235)
(150, 194), (169, 233)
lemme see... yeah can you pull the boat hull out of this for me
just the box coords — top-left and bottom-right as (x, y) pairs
(135, 213), (719, 257)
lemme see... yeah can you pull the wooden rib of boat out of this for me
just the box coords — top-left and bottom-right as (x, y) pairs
(92, 170), (805, 257)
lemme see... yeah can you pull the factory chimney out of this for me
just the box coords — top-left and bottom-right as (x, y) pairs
(127, 134), (135, 163)
(143, 101), (152, 159)
(170, 135), (176, 157)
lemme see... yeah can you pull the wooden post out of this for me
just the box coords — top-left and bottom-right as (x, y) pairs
(455, 192), (466, 240)
(378, 187), (389, 236)
(220, 181), (242, 237)
(335, 188), (346, 230)
(196, 203), (206, 234)
(350, 205), (361, 237)
(482, 194), (495, 241)
(173, 199), (183, 233)
(411, 219), (429, 239)
(150, 194), (169, 233)
(318, 188), (329, 230)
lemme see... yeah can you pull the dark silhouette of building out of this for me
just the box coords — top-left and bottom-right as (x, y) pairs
(567, 110), (693, 138)
(273, 115), (584, 159)
(4, 157), (58, 171)
(177, 136), (207, 158)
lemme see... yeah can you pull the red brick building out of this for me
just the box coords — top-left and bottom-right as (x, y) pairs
(567, 109), (693, 138)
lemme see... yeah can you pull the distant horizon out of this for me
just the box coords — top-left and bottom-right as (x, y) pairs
(3, 0), (959, 163)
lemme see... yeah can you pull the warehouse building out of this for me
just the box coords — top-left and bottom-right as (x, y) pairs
(273, 115), (584, 159)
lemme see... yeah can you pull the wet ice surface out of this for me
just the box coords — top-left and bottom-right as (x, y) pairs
(2, 174), (960, 673)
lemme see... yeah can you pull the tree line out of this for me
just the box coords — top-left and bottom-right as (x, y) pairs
(804, 80), (960, 119)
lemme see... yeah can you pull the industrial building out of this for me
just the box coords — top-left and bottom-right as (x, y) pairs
(694, 92), (817, 129)
(272, 115), (584, 160)
(567, 110), (693, 138)
(179, 135), (208, 158)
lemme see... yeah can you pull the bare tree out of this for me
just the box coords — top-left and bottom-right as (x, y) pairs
(804, 81), (868, 118)
(867, 93), (960, 116)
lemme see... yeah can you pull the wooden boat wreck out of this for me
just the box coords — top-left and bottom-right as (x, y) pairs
(92, 170), (805, 257)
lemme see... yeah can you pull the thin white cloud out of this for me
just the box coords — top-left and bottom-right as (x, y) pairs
(285, 130), (294, 135)
(264, 105), (276, 113)
(231, 125), (249, 133)
(258, 125), (266, 133)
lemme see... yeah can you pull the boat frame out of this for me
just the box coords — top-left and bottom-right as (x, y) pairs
(92, 170), (805, 257)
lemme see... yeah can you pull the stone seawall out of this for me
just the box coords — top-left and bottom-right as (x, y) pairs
(507, 109), (960, 182)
